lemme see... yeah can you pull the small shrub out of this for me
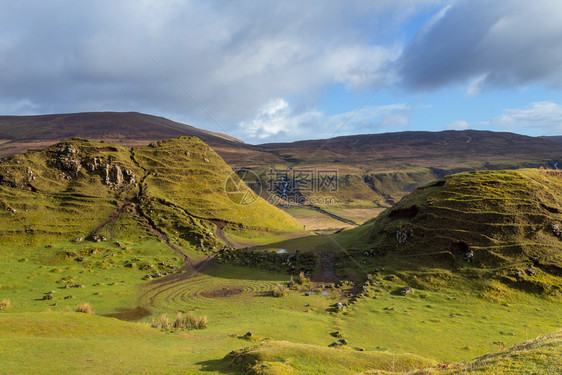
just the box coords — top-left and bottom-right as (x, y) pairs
(151, 314), (171, 330)
(76, 303), (94, 315)
(272, 284), (288, 297)
(0, 299), (11, 310)
(173, 312), (207, 330)
(197, 316), (208, 329)
(297, 271), (310, 285)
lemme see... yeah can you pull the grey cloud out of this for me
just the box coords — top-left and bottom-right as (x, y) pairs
(401, 0), (562, 90)
(0, 1), (435, 125)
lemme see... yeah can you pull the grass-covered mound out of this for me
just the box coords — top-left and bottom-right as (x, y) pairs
(423, 331), (562, 374)
(0, 136), (302, 247)
(355, 170), (562, 273)
(224, 340), (435, 374)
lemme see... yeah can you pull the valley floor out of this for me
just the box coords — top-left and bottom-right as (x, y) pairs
(0, 238), (560, 374)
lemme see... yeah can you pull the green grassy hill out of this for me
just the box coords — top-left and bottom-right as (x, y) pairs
(0, 136), (302, 248)
(326, 169), (562, 299)
(357, 170), (562, 267)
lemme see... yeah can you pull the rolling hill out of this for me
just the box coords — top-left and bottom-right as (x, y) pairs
(0, 136), (301, 247)
(336, 169), (562, 297)
(259, 130), (562, 172)
(2, 112), (562, 228)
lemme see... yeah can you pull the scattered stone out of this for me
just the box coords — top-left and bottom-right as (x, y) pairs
(64, 295), (73, 299)
(335, 302), (345, 311)
(76, 257), (84, 262)
(43, 294), (53, 300)
(464, 250), (474, 262)
(526, 268), (536, 276)
(243, 332), (253, 339)
(400, 286), (414, 295)
(73, 236), (84, 243)
(329, 339), (348, 347)
(396, 229), (414, 245)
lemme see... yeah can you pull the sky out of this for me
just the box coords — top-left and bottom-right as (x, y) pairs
(1, 0), (562, 144)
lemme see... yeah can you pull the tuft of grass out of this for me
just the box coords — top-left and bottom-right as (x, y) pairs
(0, 299), (11, 310)
(173, 312), (208, 330)
(296, 271), (310, 285)
(151, 314), (171, 330)
(75, 303), (93, 315)
(151, 312), (207, 331)
(272, 284), (288, 297)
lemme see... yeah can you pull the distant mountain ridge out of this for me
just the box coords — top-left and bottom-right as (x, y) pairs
(2, 111), (561, 171)
(2, 112), (562, 213)
(258, 129), (562, 171)
(0, 112), (282, 165)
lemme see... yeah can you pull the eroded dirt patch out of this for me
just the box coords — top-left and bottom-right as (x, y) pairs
(200, 287), (243, 298)
(103, 306), (151, 321)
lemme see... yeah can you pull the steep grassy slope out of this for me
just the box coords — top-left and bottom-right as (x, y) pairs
(324, 170), (560, 300)
(358, 170), (562, 266)
(0, 136), (301, 247)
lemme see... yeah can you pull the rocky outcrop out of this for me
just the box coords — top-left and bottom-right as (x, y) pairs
(51, 144), (82, 178)
(49, 144), (136, 189)
(104, 164), (136, 189)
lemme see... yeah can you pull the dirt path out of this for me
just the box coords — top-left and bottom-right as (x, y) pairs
(209, 219), (236, 247)
(87, 199), (132, 237)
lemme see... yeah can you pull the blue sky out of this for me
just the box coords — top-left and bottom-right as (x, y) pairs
(1, 0), (561, 143)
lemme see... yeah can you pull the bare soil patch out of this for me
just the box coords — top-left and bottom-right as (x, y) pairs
(200, 287), (243, 298)
(103, 306), (151, 321)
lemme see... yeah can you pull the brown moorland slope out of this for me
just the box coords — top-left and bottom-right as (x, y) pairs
(0, 112), (282, 166)
(259, 130), (562, 172)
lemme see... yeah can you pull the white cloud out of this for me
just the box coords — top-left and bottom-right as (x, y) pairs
(237, 99), (411, 142)
(0, 0), (439, 134)
(491, 102), (562, 134)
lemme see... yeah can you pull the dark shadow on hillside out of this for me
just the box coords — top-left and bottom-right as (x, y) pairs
(196, 359), (241, 374)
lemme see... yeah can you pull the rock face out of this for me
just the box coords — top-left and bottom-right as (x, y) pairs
(50, 144), (136, 189)
(51, 144), (82, 178)
(104, 164), (136, 189)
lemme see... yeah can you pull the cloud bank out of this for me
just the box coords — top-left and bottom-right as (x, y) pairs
(1, 0), (562, 142)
